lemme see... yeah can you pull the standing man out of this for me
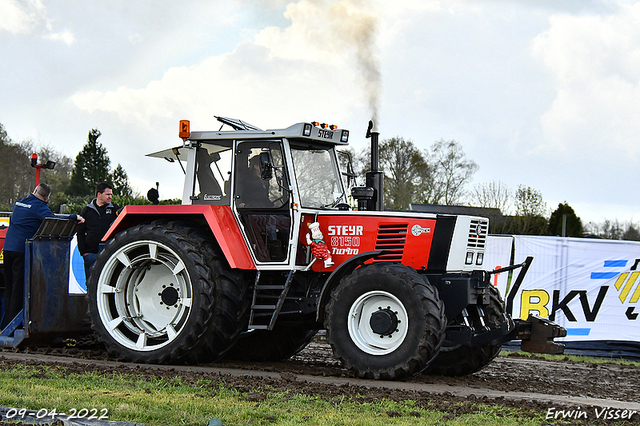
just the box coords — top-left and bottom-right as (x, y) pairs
(77, 182), (119, 280)
(1, 183), (84, 330)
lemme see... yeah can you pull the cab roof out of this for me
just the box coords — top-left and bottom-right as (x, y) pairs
(147, 116), (350, 159)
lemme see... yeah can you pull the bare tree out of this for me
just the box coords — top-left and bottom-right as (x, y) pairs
(340, 137), (478, 210)
(426, 139), (478, 205)
(515, 185), (547, 217)
(0, 124), (35, 210)
(379, 137), (431, 210)
(585, 219), (640, 240)
(510, 185), (548, 235)
(470, 180), (512, 214)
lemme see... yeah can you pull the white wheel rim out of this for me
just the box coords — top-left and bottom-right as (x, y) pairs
(347, 290), (409, 355)
(96, 240), (193, 352)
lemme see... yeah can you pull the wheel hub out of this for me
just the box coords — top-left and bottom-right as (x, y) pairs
(370, 308), (398, 336)
(161, 286), (179, 306)
(347, 290), (409, 355)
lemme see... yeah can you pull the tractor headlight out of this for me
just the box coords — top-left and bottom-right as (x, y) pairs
(303, 123), (312, 136)
(465, 252), (474, 265)
(476, 252), (484, 265)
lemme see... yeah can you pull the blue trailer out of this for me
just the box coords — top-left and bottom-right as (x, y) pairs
(0, 217), (90, 346)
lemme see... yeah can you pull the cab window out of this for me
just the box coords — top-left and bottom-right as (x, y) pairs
(192, 143), (233, 205)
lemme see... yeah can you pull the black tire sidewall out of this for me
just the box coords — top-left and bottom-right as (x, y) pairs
(326, 263), (445, 378)
(87, 222), (217, 363)
(427, 284), (505, 376)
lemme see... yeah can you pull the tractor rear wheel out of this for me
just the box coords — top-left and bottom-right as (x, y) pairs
(325, 263), (446, 380)
(426, 284), (505, 376)
(87, 221), (248, 364)
(222, 325), (318, 362)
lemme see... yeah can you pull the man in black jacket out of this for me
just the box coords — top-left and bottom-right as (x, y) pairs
(77, 182), (119, 280)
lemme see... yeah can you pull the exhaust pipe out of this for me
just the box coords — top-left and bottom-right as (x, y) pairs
(365, 120), (384, 211)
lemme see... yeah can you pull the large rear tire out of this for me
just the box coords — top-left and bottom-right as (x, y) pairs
(426, 285), (505, 376)
(222, 326), (318, 362)
(325, 263), (446, 380)
(87, 221), (248, 364)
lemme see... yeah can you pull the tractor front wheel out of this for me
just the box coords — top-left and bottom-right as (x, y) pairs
(325, 263), (446, 380)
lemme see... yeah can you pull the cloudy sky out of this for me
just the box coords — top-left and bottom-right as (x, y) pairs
(1, 0), (639, 225)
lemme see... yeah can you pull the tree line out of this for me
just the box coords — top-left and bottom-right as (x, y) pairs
(343, 136), (639, 241)
(2, 121), (637, 241)
(0, 122), (152, 214)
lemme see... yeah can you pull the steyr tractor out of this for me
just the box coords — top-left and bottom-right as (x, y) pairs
(86, 116), (565, 379)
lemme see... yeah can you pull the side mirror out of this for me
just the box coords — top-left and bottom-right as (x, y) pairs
(147, 187), (159, 205)
(259, 152), (273, 180)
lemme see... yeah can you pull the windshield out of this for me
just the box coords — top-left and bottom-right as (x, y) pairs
(291, 146), (346, 208)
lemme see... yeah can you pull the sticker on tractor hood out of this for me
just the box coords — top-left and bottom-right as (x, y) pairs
(327, 225), (363, 236)
(411, 224), (431, 236)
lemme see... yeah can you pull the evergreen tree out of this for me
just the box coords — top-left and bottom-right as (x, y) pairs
(67, 129), (111, 196)
(623, 225), (640, 241)
(547, 202), (583, 237)
(110, 163), (132, 197)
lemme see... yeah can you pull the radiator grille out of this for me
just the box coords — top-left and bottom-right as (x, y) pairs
(468, 219), (488, 249)
(374, 223), (407, 262)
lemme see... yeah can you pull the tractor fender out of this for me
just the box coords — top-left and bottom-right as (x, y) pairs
(315, 250), (384, 323)
(102, 205), (255, 270)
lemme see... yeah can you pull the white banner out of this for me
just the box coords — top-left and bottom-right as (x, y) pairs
(487, 235), (640, 342)
(68, 235), (87, 294)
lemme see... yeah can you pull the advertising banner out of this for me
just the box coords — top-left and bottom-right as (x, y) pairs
(487, 235), (640, 344)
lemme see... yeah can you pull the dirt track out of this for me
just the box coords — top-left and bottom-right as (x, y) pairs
(2, 340), (640, 424)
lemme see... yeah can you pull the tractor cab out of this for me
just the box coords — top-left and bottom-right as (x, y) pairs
(148, 117), (350, 268)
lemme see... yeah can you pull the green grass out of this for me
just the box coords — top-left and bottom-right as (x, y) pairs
(0, 362), (550, 426)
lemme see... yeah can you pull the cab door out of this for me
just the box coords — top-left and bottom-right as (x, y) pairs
(233, 141), (292, 263)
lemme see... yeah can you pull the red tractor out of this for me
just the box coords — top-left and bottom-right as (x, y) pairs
(86, 116), (564, 379)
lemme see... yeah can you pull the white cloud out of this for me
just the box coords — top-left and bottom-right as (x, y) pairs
(0, 0), (75, 45)
(69, 0), (378, 130)
(0, 0), (46, 34)
(533, 2), (640, 159)
(43, 28), (75, 45)
(6, 0), (640, 222)
(128, 33), (143, 45)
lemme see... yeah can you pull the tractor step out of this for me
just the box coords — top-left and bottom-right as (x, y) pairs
(255, 285), (286, 290)
(248, 270), (294, 330)
(251, 304), (277, 310)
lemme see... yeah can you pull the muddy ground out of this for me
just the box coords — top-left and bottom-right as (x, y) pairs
(2, 340), (640, 425)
